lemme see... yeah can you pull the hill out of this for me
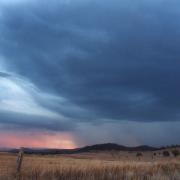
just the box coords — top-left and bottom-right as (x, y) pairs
(77, 143), (158, 153)
(2, 143), (161, 155)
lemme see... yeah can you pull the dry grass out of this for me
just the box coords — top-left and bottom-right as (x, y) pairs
(0, 152), (179, 180)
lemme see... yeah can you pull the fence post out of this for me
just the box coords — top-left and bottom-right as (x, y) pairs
(16, 147), (24, 179)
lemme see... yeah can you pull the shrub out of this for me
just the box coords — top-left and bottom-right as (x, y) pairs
(163, 151), (170, 157)
(136, 152), (143, 158)
(171, 150), (179, 157)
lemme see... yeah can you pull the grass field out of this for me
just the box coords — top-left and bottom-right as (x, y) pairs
(0, 150), (180, 180)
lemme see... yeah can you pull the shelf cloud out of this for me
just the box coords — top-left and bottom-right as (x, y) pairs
(0, 0), (180, 147)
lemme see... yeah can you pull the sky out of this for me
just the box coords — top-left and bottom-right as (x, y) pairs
(0, 0), (180, 148)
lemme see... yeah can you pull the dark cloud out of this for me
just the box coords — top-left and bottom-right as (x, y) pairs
(0, 0), (180, 132)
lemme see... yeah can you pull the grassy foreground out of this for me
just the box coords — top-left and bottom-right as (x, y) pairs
(0, 152), (179, 180)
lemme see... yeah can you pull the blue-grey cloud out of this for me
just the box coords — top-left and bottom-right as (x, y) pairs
(0, 72), (11, 77)
(0, 72), (77, 130)
(0, 0), (180, 145)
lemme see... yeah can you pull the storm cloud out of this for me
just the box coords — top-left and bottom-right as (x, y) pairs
(0, 0), (180, 146)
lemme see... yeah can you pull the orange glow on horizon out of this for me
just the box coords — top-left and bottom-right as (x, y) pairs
(0, 130), (77, 149)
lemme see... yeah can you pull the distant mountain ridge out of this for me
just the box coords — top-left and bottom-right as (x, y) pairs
(0, 143), (163, 154)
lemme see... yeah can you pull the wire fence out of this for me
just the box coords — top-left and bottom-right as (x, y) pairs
(0, 153), (17, 177)
(0, 149), (23, 179)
